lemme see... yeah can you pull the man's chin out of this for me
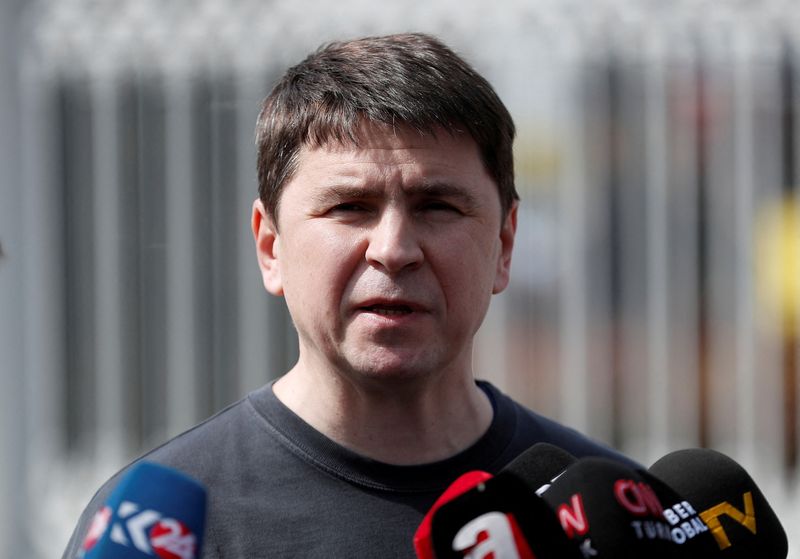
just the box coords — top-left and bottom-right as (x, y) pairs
(340, 350), (443, 385)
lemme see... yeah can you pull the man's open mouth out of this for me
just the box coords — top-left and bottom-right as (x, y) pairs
(361, 304), (414, 316)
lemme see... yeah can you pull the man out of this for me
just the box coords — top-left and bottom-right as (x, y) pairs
(64, 33), (633, 557)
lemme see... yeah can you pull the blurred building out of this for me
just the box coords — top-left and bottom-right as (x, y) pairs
(1, 0), (799, 556)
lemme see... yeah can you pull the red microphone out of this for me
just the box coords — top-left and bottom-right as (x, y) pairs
(414, 471), (493, 559)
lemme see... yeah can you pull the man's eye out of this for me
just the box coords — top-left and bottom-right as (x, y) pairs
(331, 203), (367, 212)
(423, 201), (459, 213)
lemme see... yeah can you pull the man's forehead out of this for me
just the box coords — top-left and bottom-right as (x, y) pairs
(292, 132), (486, 189)
(300, 121), (476, 157)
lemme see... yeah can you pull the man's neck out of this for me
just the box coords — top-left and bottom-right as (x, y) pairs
(272, 362), (494, 465)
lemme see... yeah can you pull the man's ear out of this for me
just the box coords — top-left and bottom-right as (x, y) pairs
(252, 199), (284, 296)
(492, 200), (518, 295)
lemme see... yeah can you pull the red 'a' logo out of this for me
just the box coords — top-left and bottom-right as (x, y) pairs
(451, 511), (537, 559)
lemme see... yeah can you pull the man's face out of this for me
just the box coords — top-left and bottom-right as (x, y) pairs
(252, 124), (517, 386)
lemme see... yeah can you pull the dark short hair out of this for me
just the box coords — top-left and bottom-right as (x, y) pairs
(255, 33), (518, 224)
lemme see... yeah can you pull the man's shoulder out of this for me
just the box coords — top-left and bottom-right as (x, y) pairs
(62, 392), (272, 558)
(146, 395), (256, 467)
(482, 381), (641, 469)
(517, 407), (640, 466)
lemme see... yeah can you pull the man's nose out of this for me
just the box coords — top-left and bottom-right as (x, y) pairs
(364, 209), (424, 273)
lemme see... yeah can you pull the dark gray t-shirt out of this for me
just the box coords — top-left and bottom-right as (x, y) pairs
(63, 381), (635, 558)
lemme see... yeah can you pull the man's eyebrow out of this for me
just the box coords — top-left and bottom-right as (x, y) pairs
(310, 184), (378, 204)
(310, 181), (482, 207)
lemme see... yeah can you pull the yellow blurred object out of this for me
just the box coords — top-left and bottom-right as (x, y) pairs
(756, 195), (800, 337)
(513, 129), (561, 193)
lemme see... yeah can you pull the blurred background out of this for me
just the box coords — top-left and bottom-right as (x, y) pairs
(1, 0), (799, 556)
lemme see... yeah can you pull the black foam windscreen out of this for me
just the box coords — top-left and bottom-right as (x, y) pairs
(637, 468), (720, 557)
(539, 457), (680, 559)
(430, 472), (583, 559)
(501, 443), (576, 495)
(649, 448), (788, 559)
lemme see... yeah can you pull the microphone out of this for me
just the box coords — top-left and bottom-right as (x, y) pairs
(75, 461), (207, 559)
(649, 448), (788, 558)
(421, 445), (588, 559)
(538, 456), (679, 558)
(415, 444), (582, 558)
(636, 468), (720, 557)
(501, 443), (576, 496)
(429, 472), (583, 559)
(414, 470), (494, 559)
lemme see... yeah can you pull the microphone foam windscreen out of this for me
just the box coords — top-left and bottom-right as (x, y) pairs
(501, 443), (576, 494)
(77, 461), (207, 559)
(414, 470), (493, 559)
(430, 472), (584, 559)
(539, 457), (679, 559)
(649, 448), (788, 559)
(637, 468), (720, 557)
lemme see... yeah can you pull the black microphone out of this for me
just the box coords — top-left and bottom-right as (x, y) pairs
(636, 467), (719, 557)
(538, 456), (680, 558)
(649, 448), (788, 558)
(501, 442), (576, 496)
(75, 461), (207, 558)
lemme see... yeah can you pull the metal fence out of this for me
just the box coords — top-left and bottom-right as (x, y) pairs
(2, 0), (799, 557)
